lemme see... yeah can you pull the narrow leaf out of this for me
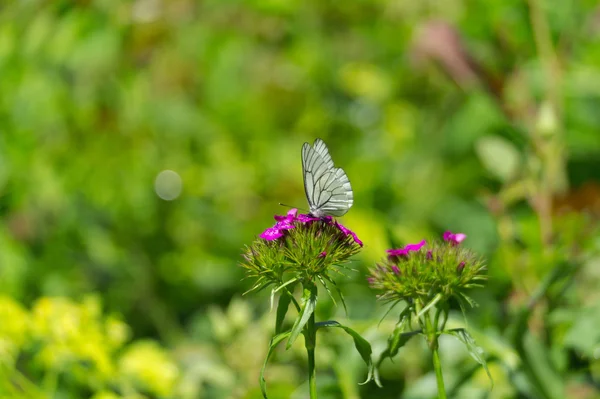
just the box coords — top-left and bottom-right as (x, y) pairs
(275, 293), (291, 335)
(287, 284), (317, 349)
(315, 320), (375, 385)
(375, 307), (420, 386)
(446, 328), (493, 387)
(318, 275), (337, 307)
(323, 274), (348, 315)
(273, 277), (298, 293)
(377, 299), (402, 327)
(415, 293), (442, 320)
(260, 331), (292, 399)
(270, 288), (275, 311)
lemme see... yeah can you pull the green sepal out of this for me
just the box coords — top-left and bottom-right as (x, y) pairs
(315, 320), (375, 385)
(286, 283), (317, 349)
(260, 331), (292, 399)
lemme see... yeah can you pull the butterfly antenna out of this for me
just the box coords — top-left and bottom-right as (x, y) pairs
(279, 203), (307, 212)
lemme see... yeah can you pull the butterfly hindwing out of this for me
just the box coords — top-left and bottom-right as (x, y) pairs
(301, 139), (353, 217)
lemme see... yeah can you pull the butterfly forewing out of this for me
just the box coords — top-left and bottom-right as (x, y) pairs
(301, 139), (354, 217)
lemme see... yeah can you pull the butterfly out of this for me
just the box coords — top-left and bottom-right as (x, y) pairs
(301, 139), (354, 218)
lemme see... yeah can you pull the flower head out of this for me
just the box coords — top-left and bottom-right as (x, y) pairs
(242, 210), (363, 292)
(368, 232), (485, 305)
(258, 209), (363, 247)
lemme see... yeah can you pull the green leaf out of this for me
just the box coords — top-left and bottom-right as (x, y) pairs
(415, 293), (442, 321)
(446, 328), (493, 387)
(273, 277), (298, 294)
(275, 293), (291, 335)
(375, 307), (420, 386)
(260, 331), (292, 399)
(286, 284), (317, 349)
(318, 275), (337, 307)
(377, 299), (402, 327)
(322, 274), (348, 315)
(315, 320), (374, 384)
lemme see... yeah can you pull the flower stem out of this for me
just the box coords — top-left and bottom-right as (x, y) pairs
(305, 310), (318, 398)
(422, 303), (447, 399)
(432, 341), (447, 399)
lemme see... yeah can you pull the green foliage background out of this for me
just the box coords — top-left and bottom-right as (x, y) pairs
(1, 0), (599, 398)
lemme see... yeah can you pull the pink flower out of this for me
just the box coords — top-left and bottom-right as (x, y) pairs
(318, 251), (327, 258)
(259, 209), (363, 247)
(391, 265), (400, 275)
(275, 208), (298, 223)
(386, 239), (426, 258)
(335, 221), (363, 247)
(443, 231), (466, 245)
(297, 213), (320, 223)
(260, 228), (285, 240)
(260, 209), (298, 240)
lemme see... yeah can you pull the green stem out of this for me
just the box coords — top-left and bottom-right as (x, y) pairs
(432, 343), (447, 399)
(305, 310), (317, 398)
(422, 301), (447, 399)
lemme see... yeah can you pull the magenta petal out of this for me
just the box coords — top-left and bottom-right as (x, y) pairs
(318, 251), (327, 258)
(443, 231), (467, 245)
(260, 228), (284, 240)
(405, 239), (426, 251)
(386, 239), (426, 259)
(275, 221), (295, 230)
(454, 233), (467, 243)
(391, 265), (400, 275)
(350, 231), (363, 246)
(336, 222), (349, 234)
(275, 208), (298, 223)
(297, 213), (319, 223)
(335, 222), (363, 247)
(386, 248), (409, 257)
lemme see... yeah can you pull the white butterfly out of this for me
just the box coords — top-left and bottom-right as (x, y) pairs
(301, 139), (354, 218)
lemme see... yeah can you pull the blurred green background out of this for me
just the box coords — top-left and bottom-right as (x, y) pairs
(1, 0), (600, 398)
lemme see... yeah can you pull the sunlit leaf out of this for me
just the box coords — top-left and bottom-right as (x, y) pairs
(286, 284), (317, 349)
(446, 328), (493, 387)
(315, 320), (374, 384)
(260, 331), (292, 399)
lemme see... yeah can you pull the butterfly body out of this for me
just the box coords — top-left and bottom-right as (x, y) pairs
(301, 139), (354, 218)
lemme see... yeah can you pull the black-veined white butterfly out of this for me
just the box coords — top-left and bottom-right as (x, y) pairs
(301, 139), (354, 218)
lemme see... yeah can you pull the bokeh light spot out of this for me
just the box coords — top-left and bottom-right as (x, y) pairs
(155, 170), (182, 201)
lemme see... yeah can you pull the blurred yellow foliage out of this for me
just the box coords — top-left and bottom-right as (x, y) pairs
(119, 340), (180, 397)
(0, 295), (183, 398)
(0, 296), (29, 363)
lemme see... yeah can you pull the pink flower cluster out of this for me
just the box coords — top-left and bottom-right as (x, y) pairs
(385, 231), (467, 260)
(260, 209), (363, 246)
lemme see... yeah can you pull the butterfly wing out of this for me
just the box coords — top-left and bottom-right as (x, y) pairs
(302, 139), (354, 217)
(312, 138), (335, 168)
